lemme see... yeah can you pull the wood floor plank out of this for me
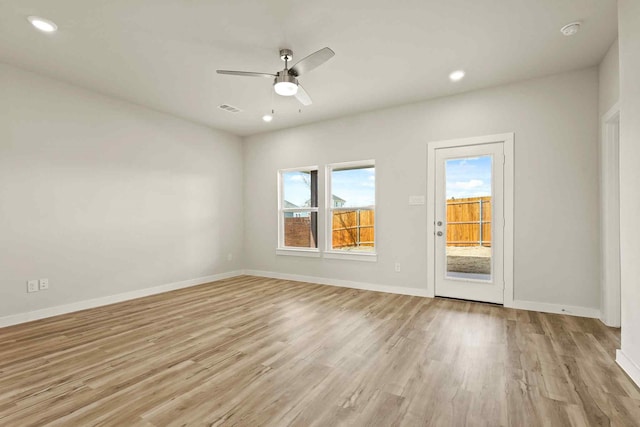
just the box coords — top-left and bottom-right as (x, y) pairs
(0, 275), (638, 426)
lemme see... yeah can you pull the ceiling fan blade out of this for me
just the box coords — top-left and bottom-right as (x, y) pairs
(216, 70), (276, 78)
(289, 47), (335, 77)
(295, 84), (312, 106)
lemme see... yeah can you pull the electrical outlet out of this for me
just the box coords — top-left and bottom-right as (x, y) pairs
(394, 262), (401, 272)
(39, 278), (49, 290)
(27, 280), (39, 293)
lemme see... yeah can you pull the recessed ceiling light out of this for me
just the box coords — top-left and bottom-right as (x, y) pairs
(449, 70), (465, 82)
(27, 16), (57, 33)
(560, 21), (581, 36)
(262, 114), (273, 123)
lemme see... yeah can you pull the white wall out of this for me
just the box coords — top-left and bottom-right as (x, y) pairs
(244, 68), (601, 311)
(0, 63), (243, 318)
(617, 0), (640, 385)
(599, 39), (619, 116)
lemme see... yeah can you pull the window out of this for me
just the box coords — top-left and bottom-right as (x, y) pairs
(278, 167), (318, 253)
(326, 161), (376, 257)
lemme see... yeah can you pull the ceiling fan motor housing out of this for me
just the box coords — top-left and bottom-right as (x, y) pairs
(275, 72), (298, 86)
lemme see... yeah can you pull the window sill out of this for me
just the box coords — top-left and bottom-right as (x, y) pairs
(276, 248), (321, 258)
(323, 251), (378, 262)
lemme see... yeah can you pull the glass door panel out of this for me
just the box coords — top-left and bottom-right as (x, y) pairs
(445, 156), (493, 282)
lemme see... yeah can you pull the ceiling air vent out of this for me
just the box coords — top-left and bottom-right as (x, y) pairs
(218, 104), (242, 113)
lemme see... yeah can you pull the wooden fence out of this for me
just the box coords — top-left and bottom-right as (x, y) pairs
(332, 209), (374, 249)
(283, 210), (374, 249)
(446, 196), (491, 247)
(284, 200), (485, 249)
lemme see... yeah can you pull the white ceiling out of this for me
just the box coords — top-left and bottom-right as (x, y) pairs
(0, 0), (617, 136)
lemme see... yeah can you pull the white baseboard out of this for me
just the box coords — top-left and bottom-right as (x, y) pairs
(244, 269), (431, 298)
(510, 299), (600, 319)
(244, 271), (602, 319)
(1, 269), (603, 328)
(617, 349), (640, 388)
(0, 270), (244, 328)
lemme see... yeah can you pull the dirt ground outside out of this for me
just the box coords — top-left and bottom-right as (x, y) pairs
(446, 246), (491, 274)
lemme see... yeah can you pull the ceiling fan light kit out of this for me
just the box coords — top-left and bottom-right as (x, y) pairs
(217, 47), (335, 108)
(274, 73), (298, 96)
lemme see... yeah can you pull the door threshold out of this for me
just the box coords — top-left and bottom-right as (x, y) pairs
(435, 296), (503, 307)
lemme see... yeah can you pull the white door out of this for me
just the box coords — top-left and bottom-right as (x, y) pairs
(434, 142), (505, 304)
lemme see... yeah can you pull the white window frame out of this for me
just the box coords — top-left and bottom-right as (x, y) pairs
(277, 166), (320, 257)
(325, 160), (377, 262)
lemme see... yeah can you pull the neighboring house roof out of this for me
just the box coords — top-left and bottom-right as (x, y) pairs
(303, 194), (346, 207)
(283, 200), (299, 208)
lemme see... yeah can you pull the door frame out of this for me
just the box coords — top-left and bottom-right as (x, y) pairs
(426, 133), (514, 306)
(600, 103), (621, 327)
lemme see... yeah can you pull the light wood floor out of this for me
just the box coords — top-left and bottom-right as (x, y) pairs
(1, 276), (639, 426)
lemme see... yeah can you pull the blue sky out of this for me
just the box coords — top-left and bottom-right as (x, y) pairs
(283, 167), (375, 207)
(446, 156), (492, 199)
(282, 171), (312, 206)
(332, 167), (375, 207)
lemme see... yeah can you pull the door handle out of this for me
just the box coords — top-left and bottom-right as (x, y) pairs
(437, 231), (443, 236)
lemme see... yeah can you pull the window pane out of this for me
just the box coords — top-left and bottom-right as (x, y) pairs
(330, 167), (375, 208)
(445, 155), (492, 281)
(332, 208), (374, 252)
(284, 211), (317, 248)
(283, 170), (316, 208)
(330, 164), (375, 252)
(280, 169), (318, 250)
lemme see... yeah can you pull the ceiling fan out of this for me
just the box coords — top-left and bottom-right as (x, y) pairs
(216, 47), (335, 106)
